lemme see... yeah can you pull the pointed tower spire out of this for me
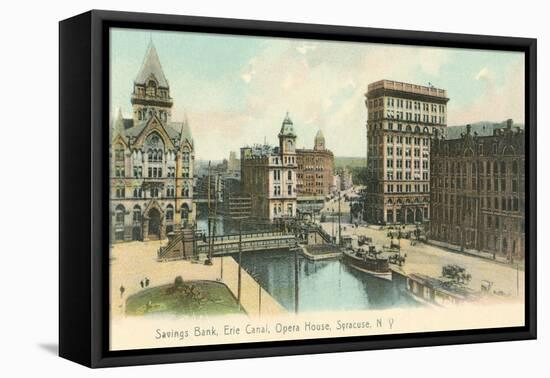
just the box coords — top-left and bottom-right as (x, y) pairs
(135, 40), (169, 87)
(112, 107), (126, 141)
(131, 41), (173, 124)
(179, 112), (194, 147)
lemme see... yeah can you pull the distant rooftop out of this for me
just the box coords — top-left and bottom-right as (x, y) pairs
(367, 79), (447, 98)
(241, 144), (279, 159)
(446, 120), (524, 139)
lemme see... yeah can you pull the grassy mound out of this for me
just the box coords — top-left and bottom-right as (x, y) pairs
(125, 279), (244, 317)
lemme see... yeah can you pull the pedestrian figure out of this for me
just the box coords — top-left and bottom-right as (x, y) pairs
(140, 280), (144, 288)
(119, 285), (125, 298)
(145, 277), (150, 287)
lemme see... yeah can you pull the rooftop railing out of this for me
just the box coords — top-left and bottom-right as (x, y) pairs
(368, 80), (447, 98)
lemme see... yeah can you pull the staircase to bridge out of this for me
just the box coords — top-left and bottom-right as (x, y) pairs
(295, 223), (333, 245)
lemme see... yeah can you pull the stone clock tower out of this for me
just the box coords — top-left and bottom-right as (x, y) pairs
(279, 112), (297, 156)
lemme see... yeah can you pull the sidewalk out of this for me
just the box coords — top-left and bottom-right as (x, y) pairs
(426, 239), (521, 268)
(110, 241), (287, 319)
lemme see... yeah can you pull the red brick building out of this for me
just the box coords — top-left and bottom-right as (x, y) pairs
(430, 120), (525, 260)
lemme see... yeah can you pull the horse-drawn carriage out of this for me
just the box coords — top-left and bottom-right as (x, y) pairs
(358, 235), (372, 246)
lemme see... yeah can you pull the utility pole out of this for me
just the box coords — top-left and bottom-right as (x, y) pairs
(213, 174), (222, 278)
(350, 199), (353, 224)
(331, 208), (335, 243)
(237, 219), (242, 310)
(398, 232), (401, 257)
(258, 282), (262, 317)
(516, 262), (519, 297)
(338, 191), (342, 246)
(192, 222), (197, 260)
(294, 246), (299, 314)
(206, 161), (213, 265)
(251, 269), (262, 318)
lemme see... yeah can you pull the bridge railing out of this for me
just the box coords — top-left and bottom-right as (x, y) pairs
(196, 235), (297, 254)
(200, 231), (286, 242)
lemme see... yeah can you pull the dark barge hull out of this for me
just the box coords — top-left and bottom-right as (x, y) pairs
(343, 250), (392, 281)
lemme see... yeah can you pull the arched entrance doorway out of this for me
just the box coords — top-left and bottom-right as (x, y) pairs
(114, 205), (126, 241)
(132, 205), (142, 241)
(132, 227), (141, 241)
(406, 208), (415, 224)
(148, 208), (161, 240)
(415, 208), (423, 222)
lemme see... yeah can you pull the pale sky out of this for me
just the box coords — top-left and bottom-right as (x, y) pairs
(110, 28), (525, 160)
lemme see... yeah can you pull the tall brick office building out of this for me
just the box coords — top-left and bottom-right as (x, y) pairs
(364, 79), (449, 224)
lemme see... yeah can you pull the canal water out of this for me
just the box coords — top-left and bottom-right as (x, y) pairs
(195, 209), (418, 313)
(233, 249), (419, 313)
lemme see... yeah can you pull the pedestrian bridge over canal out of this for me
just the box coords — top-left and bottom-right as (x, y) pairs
(157, 230), (298, 261)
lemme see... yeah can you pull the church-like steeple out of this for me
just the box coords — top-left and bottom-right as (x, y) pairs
(131, 41), (173, 124)
(135, 41), (169, 88)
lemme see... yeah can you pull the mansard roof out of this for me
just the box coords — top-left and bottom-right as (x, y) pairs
(431, 119), (525, 158)
(446, 120), (525, 139)
(135, 41), (169, 88)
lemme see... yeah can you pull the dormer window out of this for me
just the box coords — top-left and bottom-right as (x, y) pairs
(146, 80), (157, 97)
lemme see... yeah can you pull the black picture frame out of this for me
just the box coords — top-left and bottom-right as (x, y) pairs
(59, 9), (537, 368)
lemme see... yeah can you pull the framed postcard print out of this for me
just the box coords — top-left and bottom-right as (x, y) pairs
(59, 10), (536, 368)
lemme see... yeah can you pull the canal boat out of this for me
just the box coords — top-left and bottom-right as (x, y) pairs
(391, 270), (480, 307)
(342, 245), (392, 281)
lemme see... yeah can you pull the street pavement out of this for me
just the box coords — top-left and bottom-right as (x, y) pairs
(319, 220), (524, 302)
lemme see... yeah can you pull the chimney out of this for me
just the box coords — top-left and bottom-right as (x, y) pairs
(506, 119), (513, 129)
